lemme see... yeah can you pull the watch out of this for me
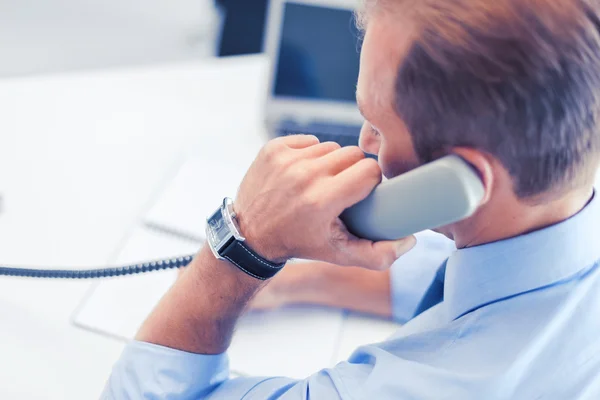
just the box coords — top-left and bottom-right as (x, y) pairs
(205, 197), (286, 280)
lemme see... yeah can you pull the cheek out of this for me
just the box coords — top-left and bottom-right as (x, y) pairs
(377, 144), (397, 178)
(378, 141), (420, 178)
(378, 119), (420, 178)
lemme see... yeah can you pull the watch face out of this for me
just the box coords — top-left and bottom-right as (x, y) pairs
(207, 208), (231, 250)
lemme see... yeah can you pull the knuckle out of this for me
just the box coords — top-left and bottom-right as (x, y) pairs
(304, 190), (326, 211)
(267, 137), (284, 148)
(261, 141), (277, 157)
(288, 161), (322, 188)
(262, 141), (286, 165)
(288, 164), (309, 181)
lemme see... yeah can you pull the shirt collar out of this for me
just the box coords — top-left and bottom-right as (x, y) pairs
(444, 191), (600, 321)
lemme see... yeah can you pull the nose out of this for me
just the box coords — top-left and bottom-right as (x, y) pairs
(358, 122), (381, 156)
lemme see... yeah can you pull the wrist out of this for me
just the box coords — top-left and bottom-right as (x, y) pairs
(192, 245), (266, 298)
(206, 198), (287, 280)
(232, 202), (289, 264)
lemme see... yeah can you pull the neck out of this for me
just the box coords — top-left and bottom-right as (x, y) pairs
(453, 186), (595, 249)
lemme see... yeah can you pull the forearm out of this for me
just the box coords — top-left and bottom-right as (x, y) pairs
(282, 262), (392, 318)
(136, 245), (265, 354)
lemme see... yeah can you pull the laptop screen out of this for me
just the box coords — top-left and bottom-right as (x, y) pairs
(273, 2), (361, 103)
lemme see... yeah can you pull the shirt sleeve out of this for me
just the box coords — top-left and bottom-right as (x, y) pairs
(389, 230), (455, 323)
(101, 341), (229, 400)
(102, 341), (352, 400)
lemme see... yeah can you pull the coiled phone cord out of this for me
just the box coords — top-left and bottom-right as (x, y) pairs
(0, 255), (194, 279)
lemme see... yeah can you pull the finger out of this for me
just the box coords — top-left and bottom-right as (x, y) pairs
(318, 146), (365, 175)
(339, 235), (417, 270)
(280, 134), (320, 149)
(325, 158), (382, 210)
(300, 141), (341, 158)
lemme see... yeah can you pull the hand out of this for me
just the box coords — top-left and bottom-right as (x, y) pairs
(234, 135), (416, 270)
(248, 259), (395, 318)
(247, 261), (308, 311)
(247, 276), (292, 311)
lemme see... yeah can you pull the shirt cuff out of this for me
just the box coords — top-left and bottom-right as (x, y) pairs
(389, 231), (455, 323)
(103, 340), (229, 400)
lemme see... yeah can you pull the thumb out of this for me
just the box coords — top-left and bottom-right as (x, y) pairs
(340, 235), (417, 271)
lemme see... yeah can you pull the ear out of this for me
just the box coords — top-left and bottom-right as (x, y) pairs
(451, 147), (494, 206)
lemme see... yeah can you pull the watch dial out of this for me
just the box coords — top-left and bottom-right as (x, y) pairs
(208, 209), (230, 246)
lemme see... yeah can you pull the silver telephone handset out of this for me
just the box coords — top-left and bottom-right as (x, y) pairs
(340, 155), (485, 241)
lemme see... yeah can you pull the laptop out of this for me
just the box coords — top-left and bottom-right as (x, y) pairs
(263, 0), (364, 147)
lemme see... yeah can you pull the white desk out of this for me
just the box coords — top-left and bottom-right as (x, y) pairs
(0, 56), (269, 400)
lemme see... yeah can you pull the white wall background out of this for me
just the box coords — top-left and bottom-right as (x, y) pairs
(0, 0), (221, 77)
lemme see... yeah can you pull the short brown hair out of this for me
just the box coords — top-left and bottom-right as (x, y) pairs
(360, 0), (600, 197)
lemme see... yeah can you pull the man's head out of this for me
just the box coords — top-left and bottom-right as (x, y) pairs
(356, 0), (600, 245)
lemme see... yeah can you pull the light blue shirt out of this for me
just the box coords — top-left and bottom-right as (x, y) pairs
(103, 195), (600, 399)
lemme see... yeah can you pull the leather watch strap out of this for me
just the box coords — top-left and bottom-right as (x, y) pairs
(221, 240), (286, 280)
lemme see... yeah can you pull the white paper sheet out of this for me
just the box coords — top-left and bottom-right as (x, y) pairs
(72, 227), (344, 378)
(144, 144), (261, 241)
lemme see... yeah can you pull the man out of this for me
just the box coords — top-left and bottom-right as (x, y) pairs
(104, 0), (600, 398)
